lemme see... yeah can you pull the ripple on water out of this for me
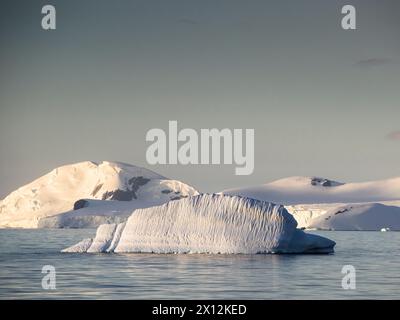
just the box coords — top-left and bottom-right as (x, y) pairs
(0, 229), (399, 299)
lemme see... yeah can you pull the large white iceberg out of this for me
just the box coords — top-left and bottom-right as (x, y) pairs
(63, 194), (335, 254)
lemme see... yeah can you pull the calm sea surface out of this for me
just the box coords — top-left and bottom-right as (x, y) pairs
(0, 229), (399, 299)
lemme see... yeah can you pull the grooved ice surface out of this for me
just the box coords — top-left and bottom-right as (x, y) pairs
(63, 194), (335, 254)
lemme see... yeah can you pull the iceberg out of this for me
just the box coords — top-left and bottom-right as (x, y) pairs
(63, 194), (335, 254)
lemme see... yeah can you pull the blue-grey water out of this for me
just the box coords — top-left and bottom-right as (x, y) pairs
(0, 229), (399, 299)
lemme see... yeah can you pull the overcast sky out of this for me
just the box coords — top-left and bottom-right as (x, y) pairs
(1, 0), (400, 197)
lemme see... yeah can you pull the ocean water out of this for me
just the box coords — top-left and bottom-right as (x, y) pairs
(0, 229), (399, 299)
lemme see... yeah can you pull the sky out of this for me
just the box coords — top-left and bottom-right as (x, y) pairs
(1, 0), (400, 198)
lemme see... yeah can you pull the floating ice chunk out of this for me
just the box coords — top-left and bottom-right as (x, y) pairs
(63, 194), (335, 254)
(106, 222), (126, 252)
(62, 238), (93, 253)
(87, 224), (117, 253)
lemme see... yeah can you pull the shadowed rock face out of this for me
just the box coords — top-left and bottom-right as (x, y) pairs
(170, 195), (187, 201)
(311, 177), (342, 187)
(91, 184), (103, 197)
(73, 199), (90, 210)
(101, 176), (151, 201)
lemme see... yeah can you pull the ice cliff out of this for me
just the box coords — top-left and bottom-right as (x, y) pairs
(63, 194), (335, 254)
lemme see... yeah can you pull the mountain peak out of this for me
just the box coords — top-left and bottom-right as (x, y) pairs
(268, 176), (344, 188)
(0, 161), (198, 228)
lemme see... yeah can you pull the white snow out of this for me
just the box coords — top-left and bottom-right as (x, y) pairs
(222, 176), (400, 205)
(63, 194), (336, 254)
(308, 203), (400, 231)
(3, 166), (399, 232)
(285, 201), (400, 230)
(38, 200), (142, 228)
(284, 203), (338, 229)
(222, 176), (400, 230)
(0, 161), (199, 228)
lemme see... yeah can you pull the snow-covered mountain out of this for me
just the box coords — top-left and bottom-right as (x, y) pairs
(63, 194), (335, 254)
(222, 176), (400, 205)
(308, 203), (400, 231)
(0, 161), (199, 228)
(2, 168), (399, 231)
(222, 176), (400, 230)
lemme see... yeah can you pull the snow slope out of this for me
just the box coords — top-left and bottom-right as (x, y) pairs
(63, 194), (336, 254)
(222, 176), (400, 230)
(222, 176), (400, 205)
(37, 200), (141, 228)
(0, 161), (199, 228)
(308, 203), (400, 231)
(285, 200), (400, 229)
(284, 203), (339, 229)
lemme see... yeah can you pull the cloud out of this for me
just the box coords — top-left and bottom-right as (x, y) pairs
(354, 58), (391, 68)
(386, 131), (400, 141)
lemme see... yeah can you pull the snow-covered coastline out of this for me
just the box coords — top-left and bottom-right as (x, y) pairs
(222, 176), (400, 205)
(1, 163), (399, 231)
(222, 176), (400, 231)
